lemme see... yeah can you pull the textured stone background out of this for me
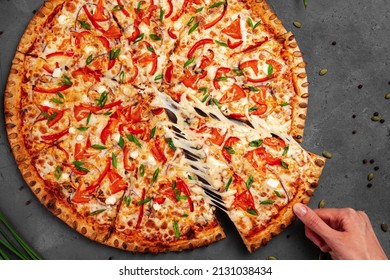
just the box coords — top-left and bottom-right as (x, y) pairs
(0, 0), (389, 260)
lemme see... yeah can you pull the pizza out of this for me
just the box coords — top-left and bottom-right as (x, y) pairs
(4, 0), (325, 254)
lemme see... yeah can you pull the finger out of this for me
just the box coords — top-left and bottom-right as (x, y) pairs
(305, 226), (326, 248)
(293, 203), (335, 240)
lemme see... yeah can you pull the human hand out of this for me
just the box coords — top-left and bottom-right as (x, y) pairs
(293, 203), (388, 260)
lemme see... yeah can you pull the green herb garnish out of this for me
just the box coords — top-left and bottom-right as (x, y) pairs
(188, 22), (199, 35)
(134, 33), (144, 44)
(260, 200), (275, 205)
(225, 176), (233, 191)
(96, 91), (108, 108)
(126, 134), (142, 148)
(209, 1), (226, 9)
(267, 63), (274, 78)
(150, 126), (156, 139)
(149, 34), (161, 41)
(89, 209), (106, 216)
(118, 136), (125, 149)
(78, 20), (91, 30)
(72, 161), (90, 173)
(249, 139), (263, 147)
(152, 168), (159, 183)
(112, 153), (117, 169)
(86, 54), (93, 65)
(54, 166), (62, 180)
(246, 175), (254, 189)
(137, 198), (152, 205)
(215, 40), (228, 47)
(166, 138), (176, 151)
(91, 144), (107, 150)
(50, 97), (63, 105)
(123, 195), (132, 206)
(247, 208), (258, 216)
(184, 57), (195, 68)
(282, 145), (289, 156)
(223, 146), (235, 155)
(173, 220), (180, 238)
(139, 164), (145, 177)
(274, 190), (282, 198)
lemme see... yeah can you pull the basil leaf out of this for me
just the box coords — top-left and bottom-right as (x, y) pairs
(247, 208), (258, 216)
(280, 102), (290, 107)
(154, 74), (163, 81)
(196, 7), (204, 13)
(149, 34), (161, 41)
(274, 190), (282, 198)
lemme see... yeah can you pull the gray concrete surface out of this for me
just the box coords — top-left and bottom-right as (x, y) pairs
(0, 0), (389, 260)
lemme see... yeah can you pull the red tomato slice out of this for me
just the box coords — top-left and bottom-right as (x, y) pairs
(72, 182), (91, 203)
(240, 60), (259, 76)
(219, 84), (246, 104)
(263, 137), (286, 149)
(102, 24), (122, 39)
(213, 67), (230, 90)
(222, 16), (242, 39)
(100, 118), (119, 145)
(150, 137), (167, 163)
(107, 169), (128, 194)
(182, 70), (207, 90)
(92, 0), (109, 22)
(222, 137), (240, 163)
(232, 190), (258, 214)
(176, 178), (194, 212)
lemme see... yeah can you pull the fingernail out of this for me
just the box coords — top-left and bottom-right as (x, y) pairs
(293, 203), (307, 217)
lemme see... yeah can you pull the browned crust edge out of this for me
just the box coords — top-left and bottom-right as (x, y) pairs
(281, 32), (309, 143)
(242, 153), (326, 253)
(244, 0), (288, 37)
(105, 225), (226, 254)
(15, 0), (65, 53)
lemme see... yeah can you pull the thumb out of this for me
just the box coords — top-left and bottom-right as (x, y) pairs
(293, 203), (334, 240)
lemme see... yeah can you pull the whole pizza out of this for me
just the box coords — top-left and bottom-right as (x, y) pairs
(4, 0), (325, 254)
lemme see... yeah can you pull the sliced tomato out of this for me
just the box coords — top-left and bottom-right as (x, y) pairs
(187, 38), (214, 59)
(231, 37), (269, 57)
(158, 182), (177, 202)
(213, 67), (230, 90)
(41, 128), (69, 142)
(72, 181), (91, 203)
(222, 136), (240, 163)
(127, 25), (140, 43)
(123, 145), (136, 171)
(100, 118), (119, 145)
(152, 107), (164, 115)
(43, 64), (54, 74)
(197, 126), (226, 146)
(92, 0), (109, 22)
(137, 4), (158, 25)
(228, 113), (245, 119)
(232, 190), (257, 214)
(73, 103), (101, 121)
(244, 147), (282, 171)
(39, 105), (64, 128)
(176, 178), (194, 212)
(222, 16), (242, 39)
(232, 173), (247, 191)
(182, 70), (207, 90)
(72, 31), (90, 48)
(240, 60), (259, 76)
(150, 137), (167, 163)
(102, 24), (122, 39)
(204, 3), (227, 29)
(46, 51), (74, 59)
(219, 84), (246, 104)
(137, 52), (158, 76)
(250, 105), (267, 116)
(263, 137), (286, 150)
(72, 67), (103, 83)
(199, 50), (214, 69)
(107, 170), (128, 194)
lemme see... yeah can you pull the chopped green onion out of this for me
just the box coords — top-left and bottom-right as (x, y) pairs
(56, 91), (64, 99)
(139, 164), (145, 177)
(112, 5), (124, 12)
(134, 33), (144, 44)
(146, 45), (155, 52)
(249, 106), (258, 113)
(173, 220), (180, 238)
(201, 94), (209, 103)
(86, 54), (93, 65)
(196, 7), (204, 13)
(247, 208), (258, 216)
(154, 74), (163, 81)
(72, 161), (89, 173)
(199, 87), (208, 94)
(282, 145), (289, 156)
(268, 63), (274, 78)
(78, 20), (91, 30)
(280, 102), (290, 107)
(260, 200), (275, 205)
(136, 1), (142, 13)
(89, 209), (106, 216)
(274, 190), (282, 198)
(246, 175), (254, 189)
(91, 144), (107, 150)
(118, 136), (125, 149)
(126, 134), (142, 148)
(77, 126), (88, 131)
(152, 168), (159, 183)
(188, 22), (199, 35)
(159, 7), (164, 22)
(54, 166), (62, 180)
(209, 1), (226, 9)
(233, 68), (244, 76)
(137, 198), (152, 205)
(166, 138), (176, 151)
(86, 111), (92, 125)
(213, 98), (221, 109)
(150, 126), (156, 139)
(109, 48), (121, 60)
(225, 176), (233, 191)
(187, 16), (195, 26)
(215, 40), (228, 47)
(50, 97), (63, 105)
(248, 86), (259, 92)
(112, 153), (117, 169)
(247, 17), (261, 30)
(59, 75), (72, 86)
(281, 159), (289, 169)
(123, 195), (132, 206)
(184, 57), (195, 68)
(215, 75), (228, 81)
(96, 91), (108, 108)
(149, 34), (161, 41)
(223, 146), (235, 155)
